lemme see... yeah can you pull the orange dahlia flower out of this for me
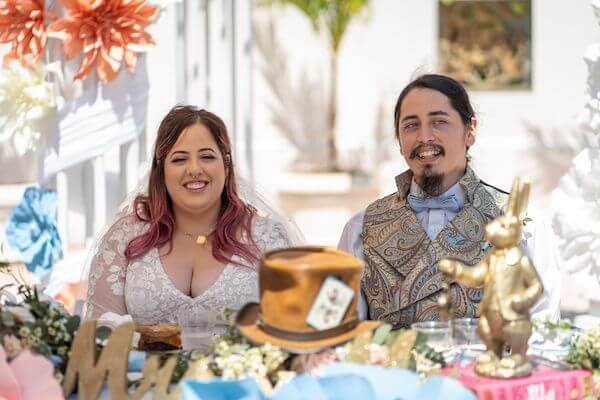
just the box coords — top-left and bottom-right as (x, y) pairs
(0, 0), (51, 66)
(48, 0), (158, 83)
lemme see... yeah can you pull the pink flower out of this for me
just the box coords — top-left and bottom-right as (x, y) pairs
(368, 343), (389, 365)
(0, 344), (64, 400)
(295, 348), (339, 373)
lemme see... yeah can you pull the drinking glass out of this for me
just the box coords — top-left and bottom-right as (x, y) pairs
(411, 320), (452, 352)
(176, 308), (217, 351)
(452, 318), (484, 358)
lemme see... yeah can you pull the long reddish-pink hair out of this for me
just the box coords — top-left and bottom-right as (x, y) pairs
(124, 106), (259, 267)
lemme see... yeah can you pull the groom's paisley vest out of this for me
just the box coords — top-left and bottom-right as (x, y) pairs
(361, 167), (508, 328)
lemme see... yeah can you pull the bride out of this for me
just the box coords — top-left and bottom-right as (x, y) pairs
(85, 105), (298, 334)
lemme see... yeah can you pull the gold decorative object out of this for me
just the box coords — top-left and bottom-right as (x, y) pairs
(386, 330), (418, 369)
(63, 320), (179, 399)
(344, 328), (417, 369)
(345, 330), (372, 364)
(133, 356), (178, 399)
(439, 177), (543, 378)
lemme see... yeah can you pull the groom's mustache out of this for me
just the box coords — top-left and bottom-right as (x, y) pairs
(409, 143), (445, 159)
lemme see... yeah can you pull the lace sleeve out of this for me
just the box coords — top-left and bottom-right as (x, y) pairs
(252, 215), (294, 254)
(84, 215), (143, 319)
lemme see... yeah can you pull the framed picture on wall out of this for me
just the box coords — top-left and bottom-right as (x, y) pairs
(438, 0), (532, 90)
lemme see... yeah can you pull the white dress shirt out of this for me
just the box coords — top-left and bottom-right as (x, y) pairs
(338, 179), (561, 322)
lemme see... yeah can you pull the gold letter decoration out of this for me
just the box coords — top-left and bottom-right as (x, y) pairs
(62, 320), (178, 399)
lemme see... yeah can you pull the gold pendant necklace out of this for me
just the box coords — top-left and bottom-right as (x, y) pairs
(180, 228), (216, 246)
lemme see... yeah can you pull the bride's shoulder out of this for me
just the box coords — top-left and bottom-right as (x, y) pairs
(249, 214), (291, 250)
(250, 213), (286, 234)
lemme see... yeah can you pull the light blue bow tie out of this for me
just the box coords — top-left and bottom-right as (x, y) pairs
(407, 193), (461, 213)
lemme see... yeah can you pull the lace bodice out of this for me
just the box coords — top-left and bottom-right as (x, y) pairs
(85, 214), (292, 334)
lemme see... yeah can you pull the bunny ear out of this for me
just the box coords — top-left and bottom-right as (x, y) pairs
(507, 177), (520, 217)
(518, 182), (531, 222)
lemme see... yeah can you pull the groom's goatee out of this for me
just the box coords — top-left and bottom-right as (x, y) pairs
(416, 172), (444, 196)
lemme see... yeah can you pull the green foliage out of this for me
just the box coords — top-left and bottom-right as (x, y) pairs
(414, 342), (446, 368)
(509, 2), (526, 15)
(565, 328), (600, 371)
(542, 319), (575, 331)
(260, 0), (369, 53)
(372, 323), (393, 345)
(0, 283), (81, 375)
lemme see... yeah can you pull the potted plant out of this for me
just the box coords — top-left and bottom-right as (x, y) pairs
(258, 0), (369, 172)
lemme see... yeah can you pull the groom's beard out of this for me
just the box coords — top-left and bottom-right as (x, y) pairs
(416, 168), (444, 196)
(409, 143), (446, 196)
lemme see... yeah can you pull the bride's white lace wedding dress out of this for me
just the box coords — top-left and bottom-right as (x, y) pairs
(85, 214), (292, 335)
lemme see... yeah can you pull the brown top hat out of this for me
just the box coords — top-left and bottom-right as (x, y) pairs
(236, 246), (379, 353)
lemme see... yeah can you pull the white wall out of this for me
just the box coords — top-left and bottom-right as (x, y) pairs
(252, 0), (600, 208)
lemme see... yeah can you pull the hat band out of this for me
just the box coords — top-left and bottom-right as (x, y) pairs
(260, 318), (359, 342)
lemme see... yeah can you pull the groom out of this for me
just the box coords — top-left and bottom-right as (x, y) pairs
(338, 74), (560, 328)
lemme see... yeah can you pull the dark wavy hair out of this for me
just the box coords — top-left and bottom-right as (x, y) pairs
(124, 105), (259, 267)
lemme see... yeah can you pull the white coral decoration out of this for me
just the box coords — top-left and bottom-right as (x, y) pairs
(552, 148), (600, 279)
(579, 0), (600, 137)
(0, 61), (58, 155)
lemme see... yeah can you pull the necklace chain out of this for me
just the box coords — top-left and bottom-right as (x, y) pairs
(179, 226), (216, 246)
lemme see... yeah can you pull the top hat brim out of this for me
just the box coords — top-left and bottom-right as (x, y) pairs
(236, 302), (380, 354)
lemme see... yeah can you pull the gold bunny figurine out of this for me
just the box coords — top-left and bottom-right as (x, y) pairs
(439, 177), (543, 378)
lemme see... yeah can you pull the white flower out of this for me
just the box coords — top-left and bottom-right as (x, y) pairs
(0, 61), (58, 155)
(3, 334), (22, 358)
(18, 326), (31, 337)
(552, 148), (600, 283)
